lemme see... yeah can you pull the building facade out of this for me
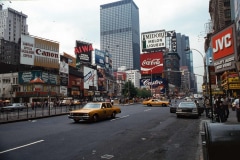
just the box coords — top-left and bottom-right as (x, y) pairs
(100, 0), (140, 71)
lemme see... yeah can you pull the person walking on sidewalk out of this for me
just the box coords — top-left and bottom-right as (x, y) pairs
(204, 96), (210, 118)
(235, 95), (240, 122)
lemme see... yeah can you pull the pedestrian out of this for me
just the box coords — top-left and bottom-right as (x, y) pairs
(204, 96), (210, 118)
(222, 96), (229, 120)
(235, 95), (240, 122)
(215, 96), (225, 122)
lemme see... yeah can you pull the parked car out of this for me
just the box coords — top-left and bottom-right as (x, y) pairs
(1, 103), (26, 112)
(142, 99), (170, 107)
(68, 102), (121, 122)
(73, 100), (81, 105)
(176, 101), (199, 118)
(60, 99), (72, 106)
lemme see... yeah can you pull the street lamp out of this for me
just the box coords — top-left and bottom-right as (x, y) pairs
(185, 47), (207, 95)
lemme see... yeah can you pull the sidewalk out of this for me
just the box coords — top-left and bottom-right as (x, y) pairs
(197, 108), (239, 160)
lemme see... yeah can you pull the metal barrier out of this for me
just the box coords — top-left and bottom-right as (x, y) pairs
(0, 104), (83, 123)
(201, 121), (240, 160)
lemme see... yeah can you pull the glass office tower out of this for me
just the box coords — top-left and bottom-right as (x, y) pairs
(100, 0), (140, 71)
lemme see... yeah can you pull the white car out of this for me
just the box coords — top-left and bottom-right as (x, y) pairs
(1, 103), (26, 112)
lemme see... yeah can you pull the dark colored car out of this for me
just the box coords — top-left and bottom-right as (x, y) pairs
(176, 101), (199, 118)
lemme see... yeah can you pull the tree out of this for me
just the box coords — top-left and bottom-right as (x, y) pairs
(122, 81), (137, 99)
(137, 88), (151, 98)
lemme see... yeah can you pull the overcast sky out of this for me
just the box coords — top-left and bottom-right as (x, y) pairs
(2, 0), (210, 91)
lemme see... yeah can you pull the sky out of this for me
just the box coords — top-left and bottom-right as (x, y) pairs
(1, 0), (211, 92)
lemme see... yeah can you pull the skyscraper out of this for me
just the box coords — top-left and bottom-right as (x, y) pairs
(100, 0), (140, 71)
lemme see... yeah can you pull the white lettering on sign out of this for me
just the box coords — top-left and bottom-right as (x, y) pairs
(142, 59), (161, 66)
(214, 56), (235, 71)
(213, 33), (232, 53)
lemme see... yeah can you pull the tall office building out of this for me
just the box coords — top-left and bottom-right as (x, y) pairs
(100, 0), (140, 71)
(0, 5), (28, 42)
(0, 5), (28, 66)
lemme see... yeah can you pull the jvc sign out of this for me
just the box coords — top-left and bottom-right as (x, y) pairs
(212, 24), (235, 60)
(211, 24), (236, 73)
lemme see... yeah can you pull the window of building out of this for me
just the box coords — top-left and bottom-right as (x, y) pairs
(224, 9), (231, 19)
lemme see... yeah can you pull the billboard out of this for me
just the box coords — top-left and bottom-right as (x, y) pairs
(212, 24), (237, 73)
(95, 49), (106, 67)
(63, 52), (76, 68)
(113, 72), (127, 81)
(75, 41), (93, 68)
(166, 30), (177, 52)
(141, 30), (166, 52)
(97, 68), (106, 91)
(140, 77), (167, 93)
(18, 71), (58, 85)
(140, 52), (163, 75)
(20, 34), (59, 69)
(83, 66), (97, 90)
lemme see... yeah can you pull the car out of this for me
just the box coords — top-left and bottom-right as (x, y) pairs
(142, 99), (170, 107)
(68, 102), (121, 122)
(60, 99), (72, 106)
(176, 101), (199, 118)
(73, 100), (81, 105)
(1, 103), (26, 112)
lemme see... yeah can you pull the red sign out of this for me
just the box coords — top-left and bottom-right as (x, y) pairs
(140, 52), (163, 75)
(212, 24), (235, 60)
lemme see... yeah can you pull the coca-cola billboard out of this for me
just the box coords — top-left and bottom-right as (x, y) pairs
(140, 52), (163, 75)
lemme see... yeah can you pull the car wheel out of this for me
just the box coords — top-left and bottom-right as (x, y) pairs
(162, 104), (167, 107)
(111, 112), (116, 119)
(74, 119), (79, 123)
(147, 103), (152, 106)
(92, 114), (99, 122)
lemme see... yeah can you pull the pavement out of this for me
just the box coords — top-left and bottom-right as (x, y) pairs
(197, 108), (239, 160)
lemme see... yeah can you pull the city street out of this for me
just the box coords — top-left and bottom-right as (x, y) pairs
(0, 103), (202, 160)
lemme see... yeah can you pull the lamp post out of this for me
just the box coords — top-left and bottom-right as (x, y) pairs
(185, 48), (207, 95)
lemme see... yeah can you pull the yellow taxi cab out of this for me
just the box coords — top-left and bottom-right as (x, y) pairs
(68, 102), (121, 122)
(142, 99), (170, 107)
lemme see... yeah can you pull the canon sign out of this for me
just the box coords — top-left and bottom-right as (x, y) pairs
(212, 24), (235, 61)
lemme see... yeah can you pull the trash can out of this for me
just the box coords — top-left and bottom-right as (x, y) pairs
(201, 121), (240, 160)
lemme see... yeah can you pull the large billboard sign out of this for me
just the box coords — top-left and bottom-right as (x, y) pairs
(63, 52), (76, 68)
(95, 49), (105, 67)
(140, 77), (167, 93)
(211, 24), (237, 73)
(83, 66), (97, 90)
(141, 30), (166, 52)
(20, 34), (59, 69)
(97, 68), (106, 91)
(75, 41), (93, 68)
(18, 71), (58, 85)
(140, 52), (163, 75)
(59, 55), (69, 86)
(166, 30), (177, 52)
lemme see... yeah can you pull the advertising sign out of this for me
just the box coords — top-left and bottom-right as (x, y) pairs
(20, 34), (59, 69)
(20, 34), (35, 65)
(63, 52), (76, 68)
(95, 49), (105, 67)
(18, 71), (58, 85)
(212, 24), (237, 73)
(140, 77), (167, 93)
(75, 41), (93, 68)
(140, 52), (163, 75)
(141, 30), (166, 52)
(113, 72), (127, 81)
(166, 30), (177, 52)
(83, 66), (97, 90)
(97, 68), (106, 91)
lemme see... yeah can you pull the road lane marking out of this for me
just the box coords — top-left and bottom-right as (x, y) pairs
(110, 115), (129, 121)
(0, 140), (44, 154)
(144, 109), (151, 112)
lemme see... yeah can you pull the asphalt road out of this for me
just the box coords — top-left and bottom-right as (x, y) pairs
(0, 103), (202, 160)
